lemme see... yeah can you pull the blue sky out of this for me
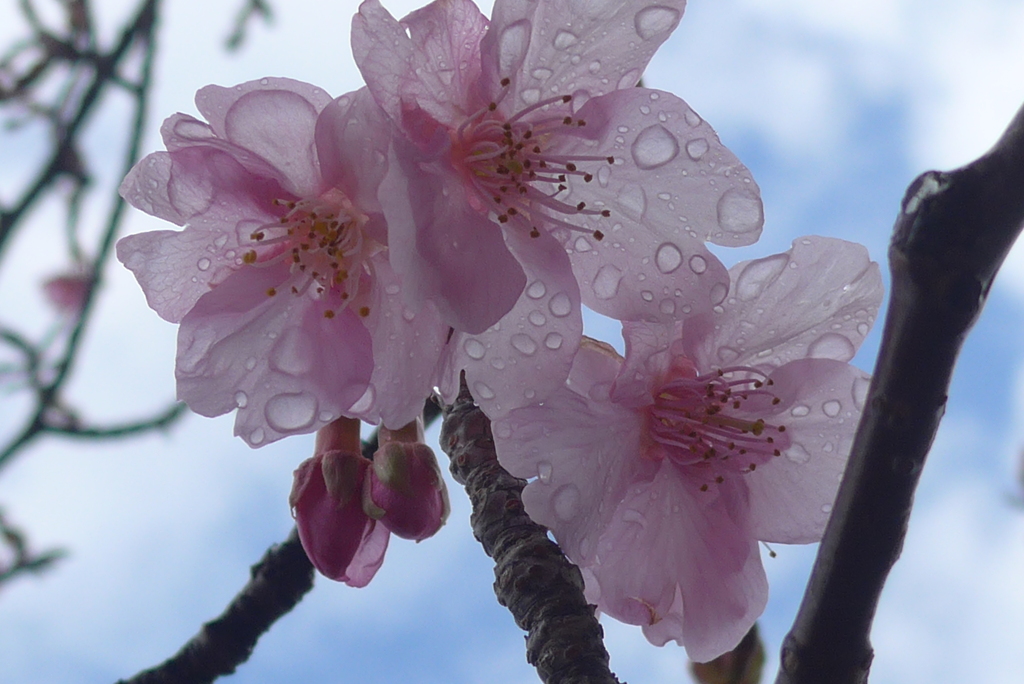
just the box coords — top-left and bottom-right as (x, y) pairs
(2, 1), (1024, 682)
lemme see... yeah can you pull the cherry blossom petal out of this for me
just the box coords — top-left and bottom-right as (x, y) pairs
(194, 77), (333, 139)
(742, 358), (870, 543)
(566, 88), (764, 248)
(485, 0), (686, 104)
(588, 467), (767, 663)
(379, 137), (526, 333)
(438, 228), (582, 417)
(176, 261), (373, 447)
(683, 237), (883, 371)
(314, 88), (392, 217)
(342, 518), (392, 588)
(352, 255), (448, 429)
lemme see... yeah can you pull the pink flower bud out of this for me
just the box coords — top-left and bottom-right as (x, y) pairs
(366, 441), (450, 541)
(290, 449), (389, 586)
(42, 267), (92, 315)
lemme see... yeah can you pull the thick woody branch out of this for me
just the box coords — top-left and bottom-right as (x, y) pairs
(776, 102), (1024, 684)
(441, 378), (621, 684)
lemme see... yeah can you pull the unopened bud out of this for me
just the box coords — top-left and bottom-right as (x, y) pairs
(367, 439), (450, 541)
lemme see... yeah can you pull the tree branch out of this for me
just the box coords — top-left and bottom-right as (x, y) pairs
(440, 378), (621, 684)
(775, 101), (1024, 684)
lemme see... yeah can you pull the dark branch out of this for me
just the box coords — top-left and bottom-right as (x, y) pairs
(440, 377), (621, 684)
(115, 528), (314, 684)
(776, 101), (1024, 684)
(42, 401), (187, 439)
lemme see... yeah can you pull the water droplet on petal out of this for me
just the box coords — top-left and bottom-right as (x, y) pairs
(631, 125), (679, 170)
(592, 264), (623, 299)
(544, 332), (563, 350)
(716, 346), (740, 363)
(528, 310), (547, 326)
(526, 281), (547, 299)
(857, 322), (870, 335)
(710, 281), (728, 305)
(531, 67), (553, 80)
(735, 253), (789, 301)
(684, 109), (701, 127)
(270, 328), (315, 376)
(538, 461), (553, 483)
(596, 165), (611, 187)
(786, 444), (811, 464)
(641, 290), (654, 302)
(617, 68), (642, 89)
(265, 392), (318, 432)
(852, 376), (870, 411)
(473, 381), (496, 400)
(574, 236), (592, 252)
(553, 484), (581, 520)
(621, 508), (646, 526)
(520, 88), (541, 104)
(654, 242), (683, 273)
(463, 338), (486, 360)
(234, 391), (248, 408)
(493, 420), (512, 439)
(213, 234), (228, 248)
(588, 60), (601, 73)
(244, 357), (257, 371)
(511, 333), (538, 356)
(498, 20), (531, 75)
(197, 258), (211, 271)
(548, 292), (572, 317)
(807, 333), (856, 361)
(249, 427), (265, 445)
(790, 404), (810, 417)
(384, 283), (401, 295)
(553, 29), (578, 50)
(349, 386), (375, 414)
(685, 138), (708, 160)
(717, 187), (764, 235)
(823, 400), (842, 417)
(616, 184), (647, 221)
(634, 5), (681, 39)
(688, 254), (707, 274)
(659, 299), (676, 315)
(821, 503), (833, 514)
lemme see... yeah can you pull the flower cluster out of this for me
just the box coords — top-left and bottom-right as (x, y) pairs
(116, 0), (881, 663)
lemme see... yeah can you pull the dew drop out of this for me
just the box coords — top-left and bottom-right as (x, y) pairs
(549, 292), (572, 317)
(528, 310), (547, 326)
(822, 400), (842, 418)
(544, 332), (563, 350)
(616, 184), (647, 221)
(634, 5), (681, 39)
(592, 264), (623, 299)
(790, 404), (810, 417)
(659, 299), (676, 315)
(270, 328), (315, 376)
(526, 281), (547, 299)
(213, 234), (228, 248)
(553, 484), (581, 520)
(473, 381), (496, 400)
(531, 67), (553, 80)
(463, 338), (486, 360)
(384, 283), (401, 295)
(520, 88), (541, 104)
(511, 333), (538, 356)
(498, 20), (531, 75)
(621, 509), (646, 526)
(553, 30), (578, 50)
(785, 444), (811, 464)
(821, 503), (833, 514)
(596, 165), (611, 187)
(685, 137), (709, 160)
(574, 236), (592, 252)
(617, 68), (642, 89)
(716, 187), (764, 235)
(684, 109), (701, 127)
(852, 375), (870, 411)
(318, 411), (334, 423)
(538, 461), (553, 483)
(710, 281), (728, 306)
(655, 242), (683, 273)
(631, 125), (680, 170)
(807, 333), (856, 362)
(641, 290), (654, 302)
(857, 322), (870, 335)
(349, 386), (375, 414)
(249, 427), (265, 445)
(493, 420), (512, 439)
(197, 257), (211, 271)
(265, 392), (318, 432)
(688, 254), (707, 274)
(244, 357), (257, 371)
(234, 391), (248, 408)
(735, 253), (788, 301)
(716, 346), (740, 363)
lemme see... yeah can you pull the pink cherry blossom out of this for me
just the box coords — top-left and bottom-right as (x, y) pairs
(42, 264), (92, 315)
(491, 237), (883, 662)
(117, 79), (448, 446)
(353, 0), (762, 417)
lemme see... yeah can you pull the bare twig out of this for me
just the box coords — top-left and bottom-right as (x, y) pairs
(440, 377), (621, 684)
(776, 102), (1024, 684)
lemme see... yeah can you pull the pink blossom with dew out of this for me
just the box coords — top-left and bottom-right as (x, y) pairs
(291, 417), (390, 585)
(117, 80), (448, 446)
(491, 237), (883, 662)
(353, 0), (762, 416)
